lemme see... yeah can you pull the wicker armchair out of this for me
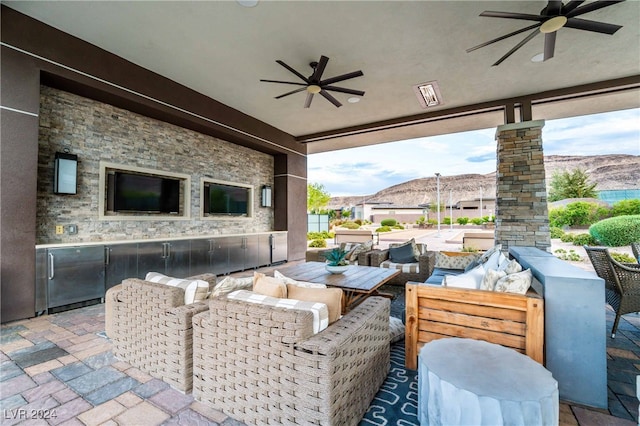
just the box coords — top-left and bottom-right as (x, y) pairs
(192, 296), (391, 425)
(109, 276), (214, 392)
(585, 246), (640, 338)
(369, 243), (435, 285)
(632, 242), (640, 263)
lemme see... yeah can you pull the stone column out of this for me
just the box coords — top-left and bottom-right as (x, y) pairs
(495, 120), (550, 251)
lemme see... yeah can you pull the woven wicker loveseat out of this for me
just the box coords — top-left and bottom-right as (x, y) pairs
(107, 273), (216, 393)
(192, 295), (391, 425)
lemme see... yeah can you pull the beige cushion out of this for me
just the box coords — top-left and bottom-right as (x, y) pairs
(286, 284), (343, 324)
(443, 264), (485, 289)
(145, 272), (209, 304)
(227, 290), (329, 334)
(495, 269), (533, 294)
(210, 276), (253, 298)
(273, 270), (326, 288)
(253, 272), (287, 298)
(480, 268), (507, 291)
(435, 251), (480, 270)
(499, 259), (523, 275)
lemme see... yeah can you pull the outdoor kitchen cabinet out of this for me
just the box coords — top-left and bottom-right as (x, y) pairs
(105, 244), (138, 290)
(45, 246), (105, 310)
(190, 238), (230, 276)
(137, 240), (191, 279)
(270, 232), (287, 264)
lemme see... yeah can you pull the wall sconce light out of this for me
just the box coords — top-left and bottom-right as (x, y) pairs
(54, 152), (78, 194)
(261, 185), (272, 207)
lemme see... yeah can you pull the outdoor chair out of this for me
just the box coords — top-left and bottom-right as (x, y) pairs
(632, 242), (640, 263)
(369, 242), (434, 285)
(585, 246), (640, 338)
(192, 295), (390, 425)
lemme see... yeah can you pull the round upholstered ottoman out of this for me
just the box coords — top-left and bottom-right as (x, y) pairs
(418, 338), (558, 425)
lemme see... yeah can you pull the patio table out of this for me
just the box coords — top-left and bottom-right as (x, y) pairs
(274, 261), (400, 313)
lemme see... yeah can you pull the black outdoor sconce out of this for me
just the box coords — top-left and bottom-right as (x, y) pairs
(54, 151), (78, 195)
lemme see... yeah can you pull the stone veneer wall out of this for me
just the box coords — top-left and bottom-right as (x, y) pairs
(495, 120), (551, 251)
(37, 86), (273, 244)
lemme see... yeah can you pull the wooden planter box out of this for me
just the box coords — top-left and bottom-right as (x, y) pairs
(404, 283), (544, 370)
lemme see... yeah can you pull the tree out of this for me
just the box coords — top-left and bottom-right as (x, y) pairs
(307, 183), (331, 213)
(548, 168), (597, 202)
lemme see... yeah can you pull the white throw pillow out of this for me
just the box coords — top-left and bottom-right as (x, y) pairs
(484, 250), (505, 271)
(145, 272), (209, 304)
(210, 276), (253, 298)
(480, 269), (506, 291)
(494, 269), (533, 295)
(498, 259), (523, 275)
(443, 264), (485, 290)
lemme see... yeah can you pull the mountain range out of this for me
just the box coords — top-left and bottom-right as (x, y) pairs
(327, 155), (639, 208)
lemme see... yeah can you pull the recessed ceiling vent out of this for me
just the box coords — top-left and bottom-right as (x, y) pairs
(413, 81), (443, 109)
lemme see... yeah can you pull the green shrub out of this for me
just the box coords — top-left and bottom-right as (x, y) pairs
(560, 233), (575, 243)
(393, 224), (405, 230)
(416, 216), (426, 225)
(589, 215), (640, 246)
(610, 252), (636, 264)
(443, 217), (451, 225)
(554, 248), (581, 261)
(376, 225), (392, 233)
(307, 231), (332, 240)
(354, 219), (363, 226)
(456, 217), (470, 225)
(339, 221), (360, 229)
(427, 219), (438, 225)
(550, 227), (564, 239)
(549, 201), (609, 228)
(380, 218), (397, 227)
(470, 217), (484, 225)
(612, 199), (640, 216)
(572, 233), (598, 246)
(308, 239), (327, 248)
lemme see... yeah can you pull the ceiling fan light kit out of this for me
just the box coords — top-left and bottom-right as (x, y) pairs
(260, 55), (364, 108)
(467, 0), (625, 66)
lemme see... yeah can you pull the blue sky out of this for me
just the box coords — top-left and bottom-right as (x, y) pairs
(307, 108), (640, 197)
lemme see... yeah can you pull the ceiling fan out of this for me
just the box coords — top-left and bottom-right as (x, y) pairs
(260, 55), (364, 108)
(467, 0), (625, 66)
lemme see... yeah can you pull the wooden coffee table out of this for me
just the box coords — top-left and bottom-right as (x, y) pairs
(275, 261), (400, 313)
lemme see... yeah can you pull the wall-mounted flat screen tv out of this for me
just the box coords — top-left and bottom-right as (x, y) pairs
(114, 172), (180, 213)
(204, 182), (249, 216)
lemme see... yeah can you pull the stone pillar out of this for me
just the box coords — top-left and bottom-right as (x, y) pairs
(495, 120), (550, 251)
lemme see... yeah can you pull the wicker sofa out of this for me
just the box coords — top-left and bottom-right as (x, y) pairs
(369, 242), (434, 285)
(107, 273), (216, 393)
(192, 295), (391, 425)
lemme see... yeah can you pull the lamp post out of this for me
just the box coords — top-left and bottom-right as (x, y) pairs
(435, 173), (441, 236)
(449, 189), (453, 230)
(480, 186), (483, 219)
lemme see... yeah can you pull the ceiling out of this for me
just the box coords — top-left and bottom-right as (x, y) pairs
(4, 1), (640, 154)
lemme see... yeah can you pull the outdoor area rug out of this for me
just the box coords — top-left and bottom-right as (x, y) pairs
(360, 339), (418, 425)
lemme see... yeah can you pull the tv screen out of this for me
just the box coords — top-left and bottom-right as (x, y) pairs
(114, 172), (180, 213)
(204, 182), (249, 216)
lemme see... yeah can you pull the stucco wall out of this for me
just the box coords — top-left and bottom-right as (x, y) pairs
(37, 87), (274, 244)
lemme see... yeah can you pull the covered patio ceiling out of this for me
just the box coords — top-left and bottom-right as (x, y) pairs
(4, 1), (639, 154)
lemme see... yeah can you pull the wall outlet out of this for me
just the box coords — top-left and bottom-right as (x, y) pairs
(68, 224), (78, 235)
(55, 225), (64, 234)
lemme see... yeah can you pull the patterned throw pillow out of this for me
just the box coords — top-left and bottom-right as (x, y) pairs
(443, 264), (485, 289)
(286, 284), (343, 324)
(498, 259), (523, 275)
(253, 272), (287, 298)
(274, 270), (326, 288)
(435, 252), (480, 270)
(494, 269), (533, 294)
(210, 276), (253, 298)
(145, 272), (209, 304)
(480, 269), (507, 291)
(226, 290), (329, 334)
(347, 240), (374, 262)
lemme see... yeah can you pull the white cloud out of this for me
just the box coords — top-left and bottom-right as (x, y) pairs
(308, 109), (640, 197)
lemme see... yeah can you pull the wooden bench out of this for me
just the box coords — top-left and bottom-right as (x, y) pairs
(334, 229), (378, 245)
(404, 282), (544, 370)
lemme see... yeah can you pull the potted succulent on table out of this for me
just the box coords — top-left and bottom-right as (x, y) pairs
(324, 247), (349, 274)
